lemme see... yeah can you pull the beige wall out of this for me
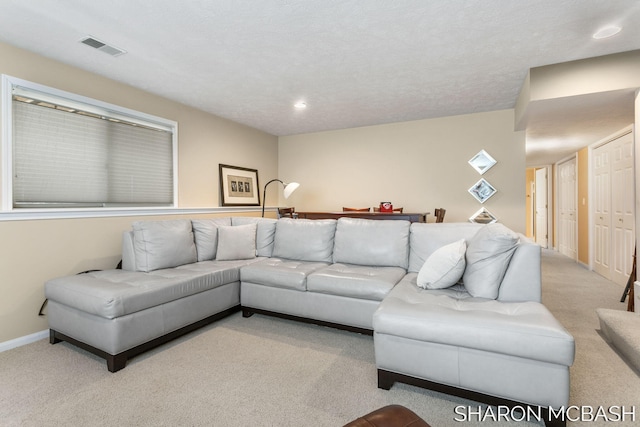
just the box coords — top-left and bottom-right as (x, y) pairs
(0, 42), (278, 343)
(279, 110), (526, 232)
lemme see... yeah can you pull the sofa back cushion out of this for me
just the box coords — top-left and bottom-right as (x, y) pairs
(272, 219), (336, 263)
(121, 231), (136, 271)
(191, 217), (232, 261)
(463, 223), (519, 299)
(333, 218), (410, 269)
(408, 223), (482, 273)
(498, 239), (541, 302)
(231, 217), (277, 257)
(132, 219), (197, 272)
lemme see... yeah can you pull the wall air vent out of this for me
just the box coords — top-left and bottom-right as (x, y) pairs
(80, 36), (126, 57)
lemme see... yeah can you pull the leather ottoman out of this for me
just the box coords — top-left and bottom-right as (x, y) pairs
(344, 405), (430, 427)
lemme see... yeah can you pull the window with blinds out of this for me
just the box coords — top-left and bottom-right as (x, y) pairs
(3, 75), (177, 210)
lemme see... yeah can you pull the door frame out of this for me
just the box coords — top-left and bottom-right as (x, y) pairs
(534, 167), (549, 248)
(530, 164), (553, 249)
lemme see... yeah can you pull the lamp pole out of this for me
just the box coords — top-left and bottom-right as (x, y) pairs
(261, 179), (284, 217)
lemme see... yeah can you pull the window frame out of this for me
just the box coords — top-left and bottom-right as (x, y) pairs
(1, 74), (179, 217)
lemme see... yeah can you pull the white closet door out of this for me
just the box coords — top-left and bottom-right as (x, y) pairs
(611, 133), (635, 285)
(593, 144), (611, 279)
(592, 130), (635, 286)
(558, 158), (577, 259)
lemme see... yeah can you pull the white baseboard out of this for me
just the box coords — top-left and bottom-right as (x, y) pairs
(0, 330), (48, 353)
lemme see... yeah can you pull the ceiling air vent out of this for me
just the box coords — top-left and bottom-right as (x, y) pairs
(80, 36), (126, 57)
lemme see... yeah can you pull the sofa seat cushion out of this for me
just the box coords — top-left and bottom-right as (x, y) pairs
(240, 258), (330, 291)
(44, 258), (262, 319)
(373, 280), (575, 367)
(307, 263), (406, 301)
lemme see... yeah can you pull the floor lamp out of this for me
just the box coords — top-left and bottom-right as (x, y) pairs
(261, 179), (300, 217)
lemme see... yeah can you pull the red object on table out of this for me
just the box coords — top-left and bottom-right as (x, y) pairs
(380, 202), (393, 212)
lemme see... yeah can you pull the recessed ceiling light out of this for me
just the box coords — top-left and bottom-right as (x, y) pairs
(294, 101), (307, 109)
(593, 26), (621, 39)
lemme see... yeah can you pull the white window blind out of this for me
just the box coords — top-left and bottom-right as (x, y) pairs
(6, 77), (176, 209)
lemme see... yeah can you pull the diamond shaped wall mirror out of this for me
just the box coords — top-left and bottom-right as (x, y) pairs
(468, 150), (496, 175)
(469, 207), (498, 224)
(468, 178), (496, 203)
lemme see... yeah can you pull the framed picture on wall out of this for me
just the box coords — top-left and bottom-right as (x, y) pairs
(219, 164), (260, 206)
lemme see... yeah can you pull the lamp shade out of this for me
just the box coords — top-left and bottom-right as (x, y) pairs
(283, 182), (300, 199)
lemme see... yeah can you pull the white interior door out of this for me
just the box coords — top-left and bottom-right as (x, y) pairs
(611, 133), (635, 285)
(593, 143), (611, 279)
(592, 130), (635, 285)
(534, 168), (548, 247)
(558, 159), (577, 259)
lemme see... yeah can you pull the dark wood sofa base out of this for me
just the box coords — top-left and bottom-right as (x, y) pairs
(50, 305), (241, 372)
(378, 369), (566, 427)
(242, 306), (373, 336)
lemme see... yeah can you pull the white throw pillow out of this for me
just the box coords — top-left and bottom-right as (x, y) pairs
(463, 223), (519, 299)
(231, 217), (277, 257)
(191, 218), (232, 261)
(216, 224), (257, 261)
(416, 239), (466, 289)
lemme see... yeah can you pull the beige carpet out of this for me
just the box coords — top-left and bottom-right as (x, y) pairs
(1, 249), (638, 426)
(540, 250), (639, 426)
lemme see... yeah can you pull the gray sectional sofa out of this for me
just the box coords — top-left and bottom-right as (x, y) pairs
(45, 216), (574, 427)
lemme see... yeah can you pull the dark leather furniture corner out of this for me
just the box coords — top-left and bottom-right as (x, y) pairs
(343, 404), (431, 427)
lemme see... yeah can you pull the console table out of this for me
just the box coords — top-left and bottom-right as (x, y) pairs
(296, 211), (427, 223)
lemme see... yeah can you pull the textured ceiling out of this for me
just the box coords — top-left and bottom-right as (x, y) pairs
(1, 0), (639, 165)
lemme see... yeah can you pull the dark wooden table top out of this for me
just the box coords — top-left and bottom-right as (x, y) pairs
(295, 211), (428, 223)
